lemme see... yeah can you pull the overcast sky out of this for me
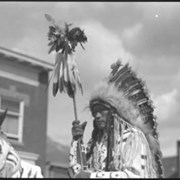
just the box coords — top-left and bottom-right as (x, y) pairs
(0, 2), (180, 157)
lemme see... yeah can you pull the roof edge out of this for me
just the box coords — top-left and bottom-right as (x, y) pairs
(0, 46), (54, 71)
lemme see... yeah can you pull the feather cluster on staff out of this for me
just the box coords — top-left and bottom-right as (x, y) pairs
(45, 13), (87, 98)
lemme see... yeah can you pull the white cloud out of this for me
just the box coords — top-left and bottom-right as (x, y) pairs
(121, 22), (143, 51)
(78, 20), (134, 74)
(152, 89), (180, 157)
(122, 22), (143, 41)
(13, 36), (42, 58)
(159, 127), (179, 157)
(154, 89), (179, 121)
(12, 29), (54, 62)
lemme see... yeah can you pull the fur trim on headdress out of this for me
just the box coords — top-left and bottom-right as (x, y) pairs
(89, 80), (158, 149)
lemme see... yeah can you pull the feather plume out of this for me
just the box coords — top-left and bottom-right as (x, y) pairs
(53, 53), (62, 96)
(45, 14), (87, 98)
(51, 51), (83, 98)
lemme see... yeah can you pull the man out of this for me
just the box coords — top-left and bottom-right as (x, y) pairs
(68, 60), (164, 178)
(0, 109), (43, 178)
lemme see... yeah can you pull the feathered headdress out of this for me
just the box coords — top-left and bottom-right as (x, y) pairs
(89, 59), (164, 178)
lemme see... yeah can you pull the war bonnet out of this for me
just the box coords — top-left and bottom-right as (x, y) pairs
(89, 60), (164, 178)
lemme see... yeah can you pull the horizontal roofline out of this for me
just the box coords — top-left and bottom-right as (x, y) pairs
(0, 46), (54, 71)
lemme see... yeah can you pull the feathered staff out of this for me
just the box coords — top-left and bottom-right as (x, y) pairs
(45, 14), (88, 175)
(45, 14), (87, 118)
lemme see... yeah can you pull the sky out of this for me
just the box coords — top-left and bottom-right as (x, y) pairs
(0, 2), (180, 158)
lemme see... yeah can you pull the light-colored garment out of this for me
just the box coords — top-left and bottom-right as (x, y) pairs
(69, 118), (157, 178)
(12, 160), (43, 178)
(0, 138), (43, 178)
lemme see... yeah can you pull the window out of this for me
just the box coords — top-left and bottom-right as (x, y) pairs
(0, 96), (24, 143)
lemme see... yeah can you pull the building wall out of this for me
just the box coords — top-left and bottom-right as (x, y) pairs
(48, 166), (69, 178)
(0, 56), (49, 175)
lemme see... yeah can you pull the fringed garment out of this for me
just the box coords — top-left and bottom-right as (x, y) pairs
(69, 113), (157, 178)
(0, 137), (43, 178)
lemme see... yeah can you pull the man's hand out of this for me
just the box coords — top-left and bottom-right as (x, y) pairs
(72, 120), (87, 140)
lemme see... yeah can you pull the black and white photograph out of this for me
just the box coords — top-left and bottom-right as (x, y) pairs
(0, 1), (179, 178)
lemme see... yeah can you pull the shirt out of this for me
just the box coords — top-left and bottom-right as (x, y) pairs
(69, 126), (157, 178)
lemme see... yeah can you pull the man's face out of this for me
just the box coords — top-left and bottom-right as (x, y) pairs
(92, 104), (109, 130)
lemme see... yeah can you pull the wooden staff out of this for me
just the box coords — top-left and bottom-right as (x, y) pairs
(45, 13), (88, 176)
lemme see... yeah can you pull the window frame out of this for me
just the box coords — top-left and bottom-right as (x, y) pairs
(0, 96), (24, 143)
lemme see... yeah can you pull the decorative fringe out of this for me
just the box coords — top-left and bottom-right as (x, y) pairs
(113, 114), (157, 177)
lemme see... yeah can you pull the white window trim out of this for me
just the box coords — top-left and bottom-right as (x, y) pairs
(18, 101), (24, 143)
(0, 96), (24, 143)
(0, 87), (30, 106)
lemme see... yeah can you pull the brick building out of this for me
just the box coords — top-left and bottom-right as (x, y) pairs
(0, 46), (53, 176)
